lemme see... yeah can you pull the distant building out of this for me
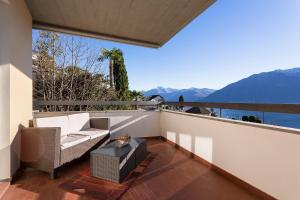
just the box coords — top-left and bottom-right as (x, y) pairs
(144, 95), (165, 110)
(184, 107), (212, 115)
(145, 95), (165, 103)
(32, 51), (39, 73)
(32, 51), (39, 61)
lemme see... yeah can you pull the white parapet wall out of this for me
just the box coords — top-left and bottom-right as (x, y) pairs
(160, 110), (300, 200)
(89, 110), (161, 138)
(34, 110), (161, 139)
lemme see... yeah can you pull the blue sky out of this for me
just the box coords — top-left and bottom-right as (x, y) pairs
(33, 0), (300, 91)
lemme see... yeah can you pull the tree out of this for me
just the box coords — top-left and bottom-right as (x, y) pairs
(179, 95), (184, 110)
(33, 31), (62, 111)
(242, 116), (249, 121)
(33, 31), (117, 111)
(98, 48), (122, 88)
(179, 95), (184, 102)
(99, 48), (129, 100)
(33, 30), (140, 111)
(113, 51), (129, 100)
(129, 90), (144, 101)
(242, 115), (261, 123)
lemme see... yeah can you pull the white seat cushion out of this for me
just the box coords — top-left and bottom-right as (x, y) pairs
(72, 128), (109, 139)
(34, 116), (70, 136)
(68, 113), (90, 133)
(60, 134), (90, 150)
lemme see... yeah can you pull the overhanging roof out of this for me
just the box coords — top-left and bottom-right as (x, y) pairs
(25, 0), (215, 48)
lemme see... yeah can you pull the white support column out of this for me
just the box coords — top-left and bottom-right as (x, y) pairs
(0, 0), (32, 181)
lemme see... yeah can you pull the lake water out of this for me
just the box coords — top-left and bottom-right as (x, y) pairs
(211, 108), (300, 130)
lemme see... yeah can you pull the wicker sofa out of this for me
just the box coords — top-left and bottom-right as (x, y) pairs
(21, 113), (110, 178)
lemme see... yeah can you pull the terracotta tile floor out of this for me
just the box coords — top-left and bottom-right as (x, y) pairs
(0, 182), (10, 199)
(2, 139), (263, 200)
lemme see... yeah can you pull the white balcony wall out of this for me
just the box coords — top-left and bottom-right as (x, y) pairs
(33, 109), (300, 199)
(0, 0), (32, 181)
(90, 110), (161, 138)
(34, 110), (161, 139)
(161, 110), (300, 200)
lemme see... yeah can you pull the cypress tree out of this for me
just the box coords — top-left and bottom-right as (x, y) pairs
(99, 48), (130, 100)
(179, 95), (184, 102)
(112, 49), (129, 100)
(179, 95), (184, 110)
(114, 57), (129, 100)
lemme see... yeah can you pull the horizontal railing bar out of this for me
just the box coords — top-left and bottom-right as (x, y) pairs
(164, 101), (300, 114)
(34, 101), (300, 114)
(34, 100), (161, 107)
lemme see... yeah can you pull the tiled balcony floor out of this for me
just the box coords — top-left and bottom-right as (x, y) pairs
(2, 139), (262, 200)
(0, 182), (10, 199)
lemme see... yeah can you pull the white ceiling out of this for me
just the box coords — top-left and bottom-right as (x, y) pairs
(25, 0), (215, 48)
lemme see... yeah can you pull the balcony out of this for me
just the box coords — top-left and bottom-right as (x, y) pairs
(1, 101), (300, 200)
(1, 1), (299, 200)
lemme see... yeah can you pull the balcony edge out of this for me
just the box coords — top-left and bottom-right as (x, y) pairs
(161, 109), (300, 135)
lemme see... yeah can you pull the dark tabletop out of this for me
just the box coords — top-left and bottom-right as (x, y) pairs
(91, 138), (146, 161)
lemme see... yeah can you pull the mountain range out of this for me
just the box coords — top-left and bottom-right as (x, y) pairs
(144, 68), (300, 103)
(143, 87), (215, 101)
(203, 68), (300, 103)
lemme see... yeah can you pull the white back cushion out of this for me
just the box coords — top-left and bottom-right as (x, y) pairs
(68, 113), (90, 133)
(34, 116), (70, 136)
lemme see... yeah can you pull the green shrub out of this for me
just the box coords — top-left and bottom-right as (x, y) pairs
(242, 115), (261, 123)
(242, 116), (249, 121)
(249, 116), (256, 122)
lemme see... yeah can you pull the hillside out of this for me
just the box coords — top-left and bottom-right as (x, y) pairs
(203, 68), (300, 103)
(144, 87), (215, 101)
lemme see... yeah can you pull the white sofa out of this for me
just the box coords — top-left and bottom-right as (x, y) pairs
(21, 113), (110, 178)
